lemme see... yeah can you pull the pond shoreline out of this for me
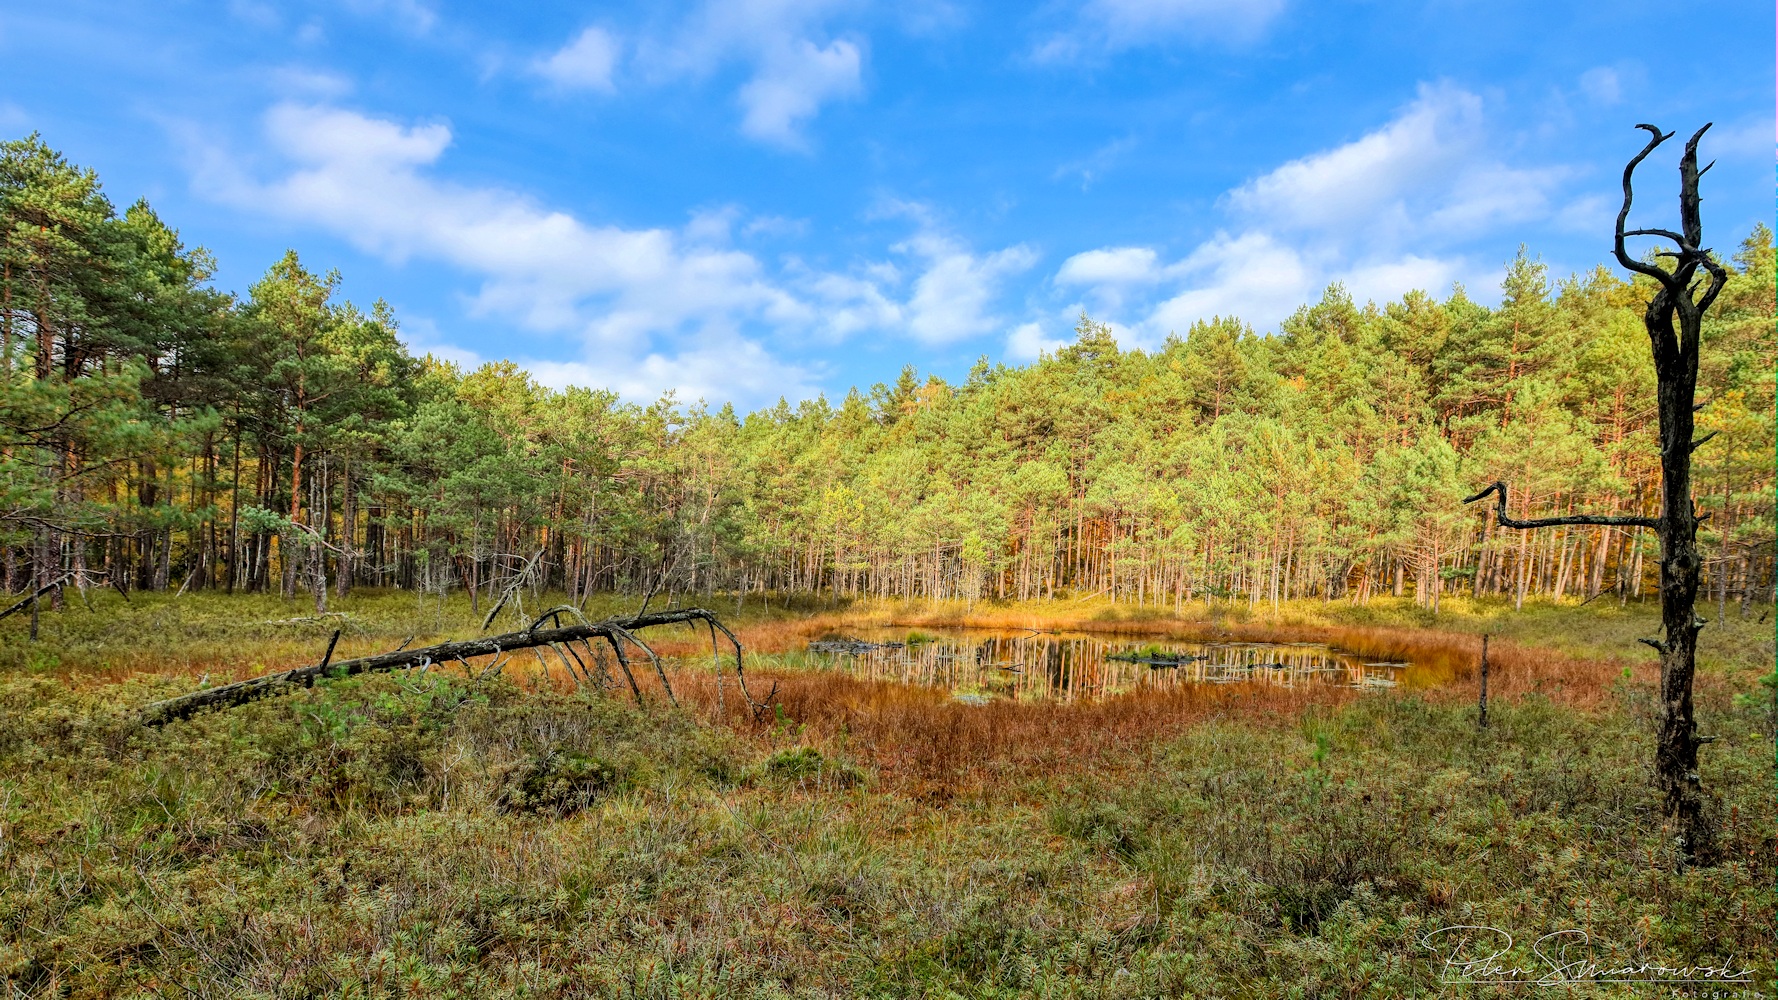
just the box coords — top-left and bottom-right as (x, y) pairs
(718, 602), (1672, 714)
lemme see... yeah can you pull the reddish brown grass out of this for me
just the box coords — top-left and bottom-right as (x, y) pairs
(669, 668), (1338, 797)
(48, 607), (1655, 800)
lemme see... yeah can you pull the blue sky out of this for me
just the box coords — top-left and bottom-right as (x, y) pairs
(1, 1), (1770, 406)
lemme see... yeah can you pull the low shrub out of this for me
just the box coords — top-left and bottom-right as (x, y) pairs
(498, 750), (623, 815)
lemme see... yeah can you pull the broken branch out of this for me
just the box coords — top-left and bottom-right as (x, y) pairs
(0, 575), (72, 622)
(480, 549), (546, 632)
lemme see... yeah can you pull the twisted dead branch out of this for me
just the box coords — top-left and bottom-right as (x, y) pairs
(1463, 481), (1658, 530)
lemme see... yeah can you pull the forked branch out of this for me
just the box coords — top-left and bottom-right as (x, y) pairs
(1614, 123), (1730, 329)
(1464, 481), (1657, 530)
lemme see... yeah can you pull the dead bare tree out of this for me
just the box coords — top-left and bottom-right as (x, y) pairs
(138, 607), (768, 727)
(1465, 123), (1729, 866)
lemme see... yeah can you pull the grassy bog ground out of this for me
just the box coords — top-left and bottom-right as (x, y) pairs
(0, 590), (1772, 998)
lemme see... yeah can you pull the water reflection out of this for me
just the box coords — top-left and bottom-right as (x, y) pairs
(804, 629), (1414, 702)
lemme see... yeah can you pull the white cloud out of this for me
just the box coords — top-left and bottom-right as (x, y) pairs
(1552, 193), (1613, 235)
(1052, 135), (1137, 190)
(1072, 235), (1470, 340)
(1054, 246), (1174, 314)
(793, 268), (902, 340)
(1705, 118), (1774, 163)
(264, 103), (452, 174)
(1048, 84), (1564, 339)
(741, 214), (809, 239)
(1578, 66), (1620, 105)
(263, 66), (354, 99)
(737, 38), (862, 145)
(1229, 83), (1478, 233)
(535, 26), (621, 92)
(1056, 246), (1163, 286)
(527, 340), (823, 405)
(684, 205), (742, 245)
(1338, 255), (1462, 309)
(398, 315), (485, 370)
(1228, 82), (1563, 244)
(200, 104), (1029, 403)
(895, 230), (1039, 344)
(1144, 231), (1317, 335)
(199, 104), (813, 403)
(626, 0), (866, 149)
(1036, 0), (1286, 58)
(1426, 162), (1567, 235)
(1006, 322), (1068, 360)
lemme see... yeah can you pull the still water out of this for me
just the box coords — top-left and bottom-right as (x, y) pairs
(802, 627), (1418, 703)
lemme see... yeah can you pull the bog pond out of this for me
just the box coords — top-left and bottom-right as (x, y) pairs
(798, 627), (1426, 703)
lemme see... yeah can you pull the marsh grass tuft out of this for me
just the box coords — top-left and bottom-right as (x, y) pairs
(760, 746), (865, 788)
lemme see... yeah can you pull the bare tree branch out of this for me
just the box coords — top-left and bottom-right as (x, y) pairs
(608, 623), (677, 707)
(1614, 124), (1678, 285)
(1464, 481), (1658, 530)
(0, 575), (70, 621)
(1678, 124), (1711, 248)
(1693, 249), (1729, 316)
(1622, 227), (1690, 245)
(480, 548), (545, 631)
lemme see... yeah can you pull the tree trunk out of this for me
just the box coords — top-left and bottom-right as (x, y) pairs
(336, 460), (354, 598)
(1652, 339), (1710, 863)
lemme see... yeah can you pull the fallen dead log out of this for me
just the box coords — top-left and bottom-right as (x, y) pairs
(139, 607), (763, 727)
(0, 575), (71, 622)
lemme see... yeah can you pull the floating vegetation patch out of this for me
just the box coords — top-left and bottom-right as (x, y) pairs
(809, 635), (906, 655)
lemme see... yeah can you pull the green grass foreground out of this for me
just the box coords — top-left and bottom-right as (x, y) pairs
(0, 591), (1772, 998)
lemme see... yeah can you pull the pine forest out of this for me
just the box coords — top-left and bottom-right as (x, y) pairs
(4, 135), (1773, 619)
